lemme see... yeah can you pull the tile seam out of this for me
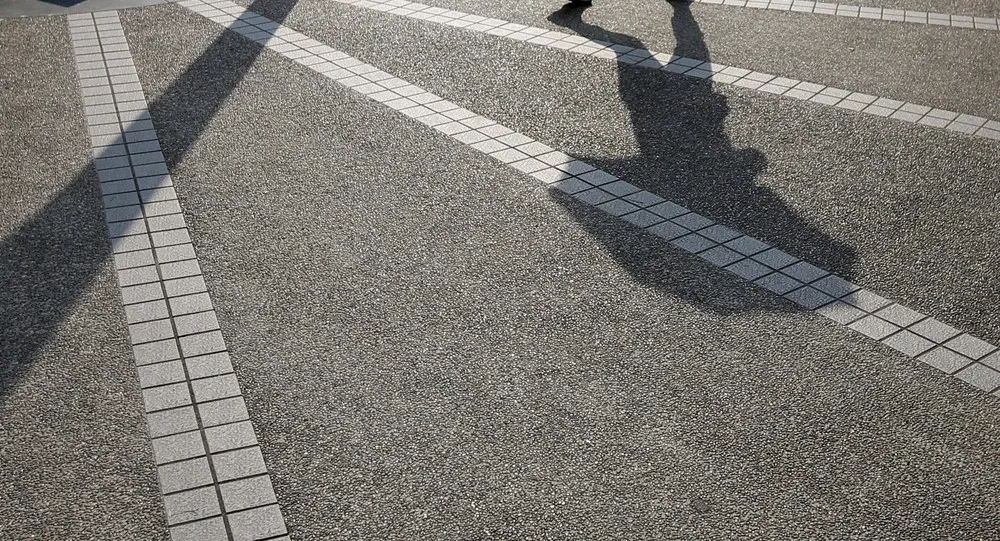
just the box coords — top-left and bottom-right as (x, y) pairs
(157, 442), (264, 467)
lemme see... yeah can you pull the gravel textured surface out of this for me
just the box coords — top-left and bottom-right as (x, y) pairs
(305, 0), (1000, 119)
(236, 0), (1000, 344)
(0, 16), (168, 541)
(122, 4), (1000, 540)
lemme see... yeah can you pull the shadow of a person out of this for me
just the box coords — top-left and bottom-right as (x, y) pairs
(546, 2), (857, 313)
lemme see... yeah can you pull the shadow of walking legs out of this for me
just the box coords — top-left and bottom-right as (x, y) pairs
(545, 2), (857, 313)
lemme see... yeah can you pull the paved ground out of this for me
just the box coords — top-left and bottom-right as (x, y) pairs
(0, 15), (168, 540)
(1, 0), (999, 539)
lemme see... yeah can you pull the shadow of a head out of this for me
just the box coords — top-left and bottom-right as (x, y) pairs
(544, 2), (857, 314)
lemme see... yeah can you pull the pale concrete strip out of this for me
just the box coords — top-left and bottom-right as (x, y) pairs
(66, 10), (289, 541)
(689, 0), (999, 32)
(181, 0), (1000, 396)
(325, 0), (1000, 142)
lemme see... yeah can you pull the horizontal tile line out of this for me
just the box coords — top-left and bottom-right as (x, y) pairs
(155, 444), (263, 469)
(161, 467), (271, 497)
(163, 511), (225, 529)
(124, 307), (218, 326)
(149, 416), (249, 446)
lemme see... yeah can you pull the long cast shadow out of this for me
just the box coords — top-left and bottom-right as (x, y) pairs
(0, 0), (297, 403)
(547, 2), (857, 313)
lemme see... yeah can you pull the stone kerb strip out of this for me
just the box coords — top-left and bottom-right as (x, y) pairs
(691, 0), (998, 31)
(328, 0), (1000, 142)
(66, 11), (289, 541)
(182, 0), (1000, 395)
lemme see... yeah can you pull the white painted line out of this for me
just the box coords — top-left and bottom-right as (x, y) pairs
(67, 11), (289, 541)
(691, 0), (998, 30)
(326, 0), (1000, 143)
(182, 0), (1000, 397)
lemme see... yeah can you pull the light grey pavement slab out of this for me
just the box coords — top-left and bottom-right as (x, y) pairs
(0, 15), (167, 540)
(122, 3), (1000, 539)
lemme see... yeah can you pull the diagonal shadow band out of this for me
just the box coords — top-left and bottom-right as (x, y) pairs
(546, 1), (857, 313)
(0, 0), (298, 403)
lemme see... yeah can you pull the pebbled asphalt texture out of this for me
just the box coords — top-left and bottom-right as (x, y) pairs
(322, 0), (1000, 120)
(119, 2), (1000, 540)
(0, 15), (168, 541)
(239, 0), (1000, 347)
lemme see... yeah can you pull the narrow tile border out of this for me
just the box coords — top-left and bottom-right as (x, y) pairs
(324, 0), (1000, 142)
(688, 0), (999, 32)
(67, 11), (289, 541)
(182, 0), (1000, 397)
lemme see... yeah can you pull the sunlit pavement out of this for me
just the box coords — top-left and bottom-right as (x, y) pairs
(1, 0), (999, 538)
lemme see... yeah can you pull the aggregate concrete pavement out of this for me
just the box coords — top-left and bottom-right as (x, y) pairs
(0, 0), (997, 537)
(0, 15), (168, 540)
(228, 0), (1000, 344)
(434, 0), (1000, 23)
(120, 2), (1000, 539)
(308, 0), (1000, 120)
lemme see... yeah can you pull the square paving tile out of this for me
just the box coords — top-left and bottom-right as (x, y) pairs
(910, 317), (961, 344)
(213, 447), (268, 482)
(784, 286), (834, 310)
(848, 315), (900, 340)
(158, 457), (214, 494)
(755, 272), (802, 295)
(220, 475), (277, 512)
(919, 347), (974, 374)
(228, 504), (287, 541)
(955, 363), (1000, 392)
(841, 289), (891, 312)
(873, 303), (925, 327)
(881, 330), (935, 357)
(163, 486), (220, 525)
(943, 333), (997, 360)
(814, 300), (867, 325)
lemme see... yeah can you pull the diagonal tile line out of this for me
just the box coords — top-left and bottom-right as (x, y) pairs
(66, 10), (289, 541)
(181, 0), (1000, 396)
(690, 0), (999, 31)
(324, 0), (1000, 142)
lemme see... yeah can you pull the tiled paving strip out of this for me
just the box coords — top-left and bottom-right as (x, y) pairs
(325, 0), (1000, 142)
(181, 0), (1000, 396)
(691, 0), (999, 31)
(66, 11), (289, 541)
(340, 0), (1000, 31)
